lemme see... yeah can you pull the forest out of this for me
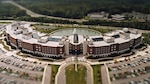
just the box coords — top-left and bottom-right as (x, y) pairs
(0, 2), (27, 19)
(0, 0), (149, 31)
(13, 0), (150, 19)
(142, 33), (150, 45)
(83, 20), (150, 30)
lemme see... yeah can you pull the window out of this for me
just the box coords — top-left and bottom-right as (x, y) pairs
(90, 49), (92, 52)
(39, 47), (41, 51)
(114, 45), (116, 48)
(60, 48), (62, 52)
(75, 46), (77, 49)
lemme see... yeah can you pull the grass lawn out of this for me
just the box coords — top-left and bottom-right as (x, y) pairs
(16, 52), (28, 58)
(92, 65), (102, 84)
(0, 22), (11, 24)
(50, 65), (59, 84)
(0, 33), (10, 51)
(66, 64), (86, 84)
(0, 39), (10, 51)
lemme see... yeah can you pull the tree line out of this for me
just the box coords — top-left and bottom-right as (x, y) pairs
(83, 20), (150, 30)
(17, 16), (77, 24)
(10, 16), (150, 31)
(0, 3), (27, 19)
(14, 0), (150, 19)
(142, 33), (150, 45)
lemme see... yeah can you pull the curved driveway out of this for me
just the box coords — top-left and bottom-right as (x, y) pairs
(55, 62), (93, 84)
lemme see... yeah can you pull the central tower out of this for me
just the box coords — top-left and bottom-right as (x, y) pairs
(70, 34), (82, 55)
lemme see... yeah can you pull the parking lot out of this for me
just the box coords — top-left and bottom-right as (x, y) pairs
(107, 56), (150, 84)
(0, 55), (45, 84)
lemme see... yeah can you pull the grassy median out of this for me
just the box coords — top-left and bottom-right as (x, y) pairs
(66, 64), (86, 84)
(92, 65), (102, 84)
(51, 65), (59, 84)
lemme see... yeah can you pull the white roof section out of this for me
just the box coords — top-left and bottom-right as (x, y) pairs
(91, 41), (111, 47)
(40, 36), (48, 39)
(50, 35), (63, 39)
(111, 14), (125, 18)
(89, 35), (103, 39)
(105, 30), (120, 36)
(89, 14), (104, 18)
(6, 22), (64, 47)
(6, 22), (142, 48)
(88, 28), (142, 47)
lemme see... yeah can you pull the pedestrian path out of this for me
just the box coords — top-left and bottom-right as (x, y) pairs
(42, 64), (51, 84)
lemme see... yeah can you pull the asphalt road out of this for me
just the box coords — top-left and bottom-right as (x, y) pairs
(42, 64), (51, 84)
(101, 64), (111, 84)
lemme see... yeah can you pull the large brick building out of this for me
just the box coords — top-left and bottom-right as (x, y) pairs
(6, 22), (142, 58)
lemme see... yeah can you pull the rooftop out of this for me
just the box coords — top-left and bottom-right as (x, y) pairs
(6, 22), (64, 47)
(6, 22), (142, 47)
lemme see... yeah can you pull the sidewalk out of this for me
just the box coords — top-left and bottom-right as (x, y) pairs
(42, 64), (51, 84)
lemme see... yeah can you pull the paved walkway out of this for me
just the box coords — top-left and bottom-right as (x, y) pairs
(42, 64), (51, 84)
(101, 64), (111, 84)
